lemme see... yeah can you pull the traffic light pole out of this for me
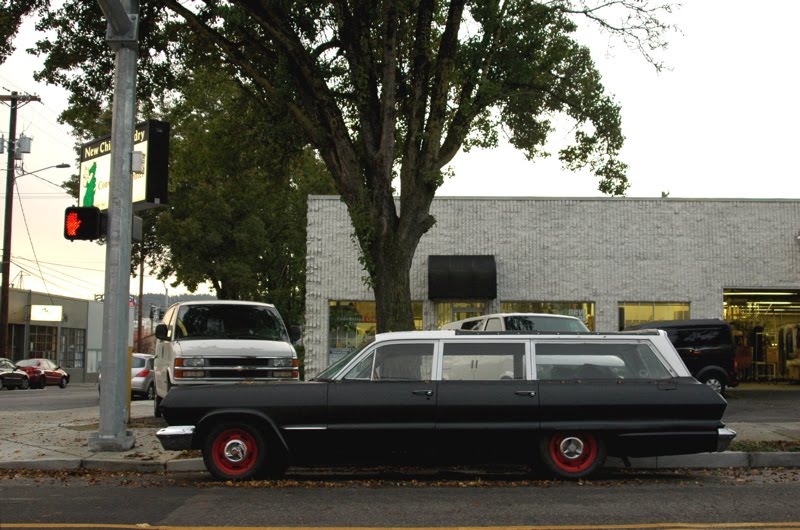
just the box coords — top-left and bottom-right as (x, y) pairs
(88, 0), (139, 452)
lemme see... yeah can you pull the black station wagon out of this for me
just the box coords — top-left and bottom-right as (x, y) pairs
(157, 329), (735, 481)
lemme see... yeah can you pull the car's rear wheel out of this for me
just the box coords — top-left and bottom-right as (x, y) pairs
(38, 377), (46, 389)
(59, 377), (67, 389)
(699, 373), (726, 395)
(0, 377), (4, 390)
(203, 422), (267, 481)
(539, 432), (606, 480)
(146, 384), (155, 400)
(20, 378), (29, 390)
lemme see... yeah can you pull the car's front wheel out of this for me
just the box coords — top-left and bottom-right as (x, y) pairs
(59, 377), (68, 389)
(538, 432), (606, 480)
(203, 422), (267, 481)
(153, 393), (163, 417)
(20, 378), (29, 390)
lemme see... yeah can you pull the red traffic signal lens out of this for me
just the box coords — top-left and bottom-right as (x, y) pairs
(64, 206), (102, 240)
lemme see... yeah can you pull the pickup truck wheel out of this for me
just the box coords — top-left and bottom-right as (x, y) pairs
(204, 423), (266, 481)
(539, 432), (606, 480)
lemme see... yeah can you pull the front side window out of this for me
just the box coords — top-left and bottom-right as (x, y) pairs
(175, 304), (288, 342)
(343, 343), (434, 381)
(535, 342), (672, 380)
(442, 341), (526, 380)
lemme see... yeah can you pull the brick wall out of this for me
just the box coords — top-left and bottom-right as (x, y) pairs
(305, 196), (800, 377)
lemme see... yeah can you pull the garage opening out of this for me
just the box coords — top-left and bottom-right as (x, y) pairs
(723, 289), (800, 381)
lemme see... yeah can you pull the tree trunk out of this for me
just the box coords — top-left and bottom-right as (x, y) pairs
(371, 233), (416, 333)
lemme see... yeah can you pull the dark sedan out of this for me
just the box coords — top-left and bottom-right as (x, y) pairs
(0, 358), (30, 390)
(157, 330), (735, 481)
(15, 358), (69, 389)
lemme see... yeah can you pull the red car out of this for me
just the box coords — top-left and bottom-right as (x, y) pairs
(15, 358), (69, 389)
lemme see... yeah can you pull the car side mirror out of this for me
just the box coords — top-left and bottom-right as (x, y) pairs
(288, 325), (302, 343)
(155, 323), (169, 341)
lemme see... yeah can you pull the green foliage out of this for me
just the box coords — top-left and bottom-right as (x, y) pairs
(13, 0), (676, 332)
(152, 67), (335, 324)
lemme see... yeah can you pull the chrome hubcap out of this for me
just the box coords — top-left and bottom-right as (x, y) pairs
(559, 437), (585, 460)
(705, 378), (722, 393)
(223, 439), (248, 463)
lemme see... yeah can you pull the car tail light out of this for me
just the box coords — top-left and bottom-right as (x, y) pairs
(135, 369), (150, 377)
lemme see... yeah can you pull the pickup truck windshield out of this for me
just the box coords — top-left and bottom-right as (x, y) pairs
(175, 304), (289, 342)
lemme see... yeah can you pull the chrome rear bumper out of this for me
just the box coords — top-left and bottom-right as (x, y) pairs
(717, 427), (737, 452)
(156, 425), (195, 451)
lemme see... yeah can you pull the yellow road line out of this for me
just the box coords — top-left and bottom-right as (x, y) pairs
(0, 522), (800, 530)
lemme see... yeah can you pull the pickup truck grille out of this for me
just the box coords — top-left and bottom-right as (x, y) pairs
(174, 356), (298, 381)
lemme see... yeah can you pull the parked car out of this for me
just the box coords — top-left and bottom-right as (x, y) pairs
(98, 353), (156, 400)
(0, 358), (30, 390)
(441, 313), (589, 332)
(153, 300), (301, 418)
(624, 319), (739, 395)
(15, 358), (69, 389)
(157, 329), (735, 481)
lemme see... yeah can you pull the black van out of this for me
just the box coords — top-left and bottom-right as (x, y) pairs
(624, 319), (738, 395)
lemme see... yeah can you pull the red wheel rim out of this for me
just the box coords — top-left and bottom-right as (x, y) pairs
(548, 433), (597, 473)
(211, 428), (259, 476)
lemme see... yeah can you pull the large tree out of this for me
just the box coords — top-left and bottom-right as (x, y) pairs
(12, 0), (675, 333)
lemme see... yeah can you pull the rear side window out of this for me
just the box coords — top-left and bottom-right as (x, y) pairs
(442, 341), (526, 380)
(535, 342), (672, 380)
(666, 327), (731, 348)
(132, 357), (146, 369)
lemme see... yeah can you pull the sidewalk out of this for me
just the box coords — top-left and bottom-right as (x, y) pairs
(0, 387), (799, 475)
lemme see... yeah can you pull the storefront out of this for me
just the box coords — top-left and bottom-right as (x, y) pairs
(3, 288), (104, 383)
(304, 196), (800, 380)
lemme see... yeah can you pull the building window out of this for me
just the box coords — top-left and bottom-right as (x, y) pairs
(618, 302), (690, 330)
(501, 302), (595, 331)
(60, 328), (86, 369)
(436, 301), (489, 329)
(329, 301), (423, 363)
(29, 325), (58, 360)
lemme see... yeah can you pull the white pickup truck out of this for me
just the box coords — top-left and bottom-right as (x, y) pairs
(152, 300), (300, 417)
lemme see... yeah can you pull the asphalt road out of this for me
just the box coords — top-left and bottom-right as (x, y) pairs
(1, 467), (800, 528)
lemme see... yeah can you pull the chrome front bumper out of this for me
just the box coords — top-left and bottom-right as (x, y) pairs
(717, 427), (737, 452)
(156, 425), (196, 451)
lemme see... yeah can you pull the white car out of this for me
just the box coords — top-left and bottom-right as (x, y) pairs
(441, 312), (589, 333)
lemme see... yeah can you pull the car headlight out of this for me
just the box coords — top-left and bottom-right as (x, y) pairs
(177, 358), (206, 367)
(273, 358), (293, 367)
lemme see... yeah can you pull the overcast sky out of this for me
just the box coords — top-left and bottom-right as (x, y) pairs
(1, 1), (799, 300)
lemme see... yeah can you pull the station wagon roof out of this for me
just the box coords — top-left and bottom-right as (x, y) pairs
(373, 329), (663, 342)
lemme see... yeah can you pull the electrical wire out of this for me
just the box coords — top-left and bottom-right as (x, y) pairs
(13, 178), (55, 304)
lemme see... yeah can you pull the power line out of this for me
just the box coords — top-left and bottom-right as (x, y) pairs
(14, 179), (55, 304)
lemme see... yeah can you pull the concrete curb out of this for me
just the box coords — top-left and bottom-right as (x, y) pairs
(2, 453), (799, 475)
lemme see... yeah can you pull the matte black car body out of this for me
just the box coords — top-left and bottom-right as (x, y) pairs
(624, 319), (738, 394)
(158, 330), (734, 481)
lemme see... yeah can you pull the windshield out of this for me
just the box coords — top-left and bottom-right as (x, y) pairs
(504, 315), (589, 332)
(314, 341), (373, 381)
(175, 304), (289, 342)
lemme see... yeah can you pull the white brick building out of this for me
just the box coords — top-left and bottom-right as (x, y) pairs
(304, 196), (800, 378)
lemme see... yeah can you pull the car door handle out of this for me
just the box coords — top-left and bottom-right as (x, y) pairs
(514, 390), (537, 397)
(412, 390), (433, 397)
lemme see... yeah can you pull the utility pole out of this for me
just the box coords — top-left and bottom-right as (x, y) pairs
(88, 0), (139, 452)
(0, 92), (40, 357)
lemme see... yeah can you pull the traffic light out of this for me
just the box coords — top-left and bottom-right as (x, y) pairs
(64, 206), (103, 241)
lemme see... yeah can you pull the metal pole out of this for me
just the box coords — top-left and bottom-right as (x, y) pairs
(0, 93), (18, 357)
(89, 0), (139, 452)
